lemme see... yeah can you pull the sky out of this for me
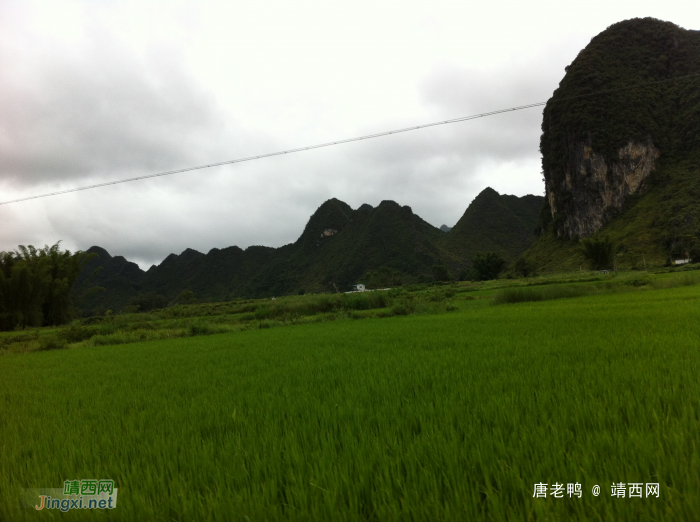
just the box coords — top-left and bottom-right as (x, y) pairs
(1, 0), (698, 269)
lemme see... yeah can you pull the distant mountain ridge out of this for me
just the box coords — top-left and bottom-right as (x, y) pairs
(76, 188), (543, 315)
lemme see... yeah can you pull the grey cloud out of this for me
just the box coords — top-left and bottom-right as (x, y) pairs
(298, 56), (578, 231)
(0, 26), (227, 187)
(0, 10), (578, 268)
(416, 51), (576, 160)
(326, 53), (574, 195)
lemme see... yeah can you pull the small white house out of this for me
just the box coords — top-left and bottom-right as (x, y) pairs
(674, 258), (690, 266)
(351, 284), (366, 292)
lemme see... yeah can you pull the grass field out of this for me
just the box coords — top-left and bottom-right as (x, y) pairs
(1, 278), (699, 520)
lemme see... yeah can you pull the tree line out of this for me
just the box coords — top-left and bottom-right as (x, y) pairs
(0, 243), (98, 331)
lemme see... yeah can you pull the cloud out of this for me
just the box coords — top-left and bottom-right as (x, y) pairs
(0, 29), (565, 266)
(418, 49), (577, 162)
(7, 1), (693, 268)
(0, 8), (228, 187)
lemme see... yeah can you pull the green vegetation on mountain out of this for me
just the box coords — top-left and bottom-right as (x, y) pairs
(541, 18), (700, 176)
(441, 187), (543, 261)
(528, 17), (700, 270)
(364, 266), (404, 288)
(75, 246), (145, 313)
(75, 190), (543, 316)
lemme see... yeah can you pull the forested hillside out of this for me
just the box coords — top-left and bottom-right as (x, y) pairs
(76, 189), (543, 315)
(528, 17), (700, 270)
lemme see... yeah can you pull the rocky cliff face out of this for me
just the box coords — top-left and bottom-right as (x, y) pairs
(546, 138), (660, 238)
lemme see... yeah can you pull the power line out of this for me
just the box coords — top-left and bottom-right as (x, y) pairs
(1, 72), (698, 207)
(1, 102), (546, 207)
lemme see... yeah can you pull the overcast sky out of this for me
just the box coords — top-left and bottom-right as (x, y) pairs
(1, 0), (698, 268)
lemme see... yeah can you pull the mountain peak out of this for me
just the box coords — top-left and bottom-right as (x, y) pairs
(442, 189), (544, 260)
(77, 192), (544, 314)
(85, 246), (111, 260)
(298, 198), (353, 246)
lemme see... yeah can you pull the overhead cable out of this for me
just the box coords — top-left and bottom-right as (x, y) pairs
(1, 72), (698, 207)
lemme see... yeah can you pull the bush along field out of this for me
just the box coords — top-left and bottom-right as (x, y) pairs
(1, 264), (699, 356)
(0, 266), (699, 521)
(0, 285), (465, 355)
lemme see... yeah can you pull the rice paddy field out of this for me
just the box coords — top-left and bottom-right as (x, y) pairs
(1, 275), (699, 520)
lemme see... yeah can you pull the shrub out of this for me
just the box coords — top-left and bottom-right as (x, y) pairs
(579, 236), (616, 270)
(493, 285), (593, 305)
(254, 305), (272, 320)
(365, 267), (403, 288)
(514, 257), (537, 277)
(690, 247), (700, 264)
(626, 278), (651, 287)
(651, 273), (700, 289)
(471, 252), (507, 281)
(61, 324), (99, 343)
(128, 292), (167, 312)
(90, 328), (163, 346)
(391, 304), (410, 316)
(342, 292), (390, 310)
(174, 290), (198, 305)
(188, 324), (213, 336)
(38, 336), (68, 351)
(432, 265), (453, 282)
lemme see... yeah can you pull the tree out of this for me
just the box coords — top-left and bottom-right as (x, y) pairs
(471, 252), (506, 281)
(0, 242), (97, 330)
(579, 236), (616, 270)
(365, 267), (403, 288)
(432, 265), (452, 282)
(174, 290), (198, 305)
(513, 257), (537, 277)
(128, 291), (167, 312)
(690, 245), (700, 264)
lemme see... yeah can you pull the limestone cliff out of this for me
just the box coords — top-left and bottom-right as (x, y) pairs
(546, 138), (660, 238)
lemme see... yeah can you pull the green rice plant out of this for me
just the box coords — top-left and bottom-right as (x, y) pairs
(651, 272), (700, 290)
(1, 285), (699, 521)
